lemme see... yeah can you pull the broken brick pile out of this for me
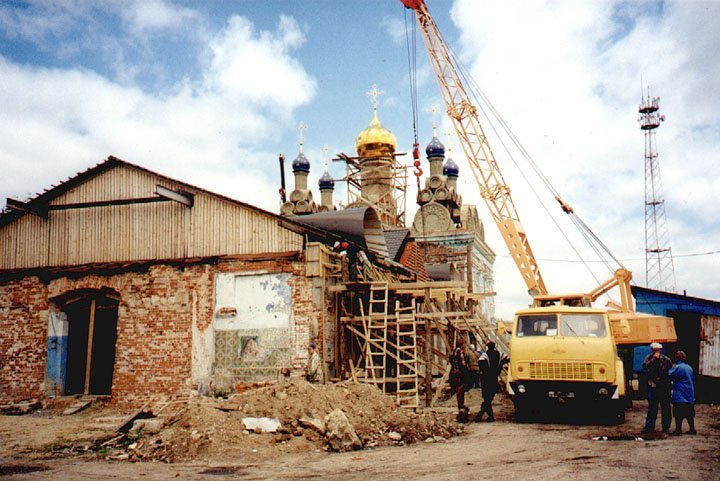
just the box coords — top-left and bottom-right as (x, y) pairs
(124, 380), (463, 462)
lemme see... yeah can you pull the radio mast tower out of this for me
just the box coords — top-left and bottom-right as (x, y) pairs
(638, 88), (676, 292)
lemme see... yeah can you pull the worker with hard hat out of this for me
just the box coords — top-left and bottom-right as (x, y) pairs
(641, 342), (673, 434)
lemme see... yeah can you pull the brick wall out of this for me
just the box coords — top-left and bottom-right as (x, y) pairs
(0, 276), (48, 405)
(0, 255), (317, 406)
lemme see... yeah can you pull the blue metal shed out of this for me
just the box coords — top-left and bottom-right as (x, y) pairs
(632, 286), (720, 403)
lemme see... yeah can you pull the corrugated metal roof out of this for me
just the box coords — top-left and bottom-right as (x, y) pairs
(290, 207), (389, 258)
(0, 156), (304, 231)
(632, 286), (720, 317)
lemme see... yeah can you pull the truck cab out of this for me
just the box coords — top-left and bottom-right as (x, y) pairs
(506, 305), (626, 423)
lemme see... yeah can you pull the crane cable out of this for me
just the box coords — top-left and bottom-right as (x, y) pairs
(441, 37), (621, 288)
(405, 7), (422, 178)
(405, 6), (433, 275)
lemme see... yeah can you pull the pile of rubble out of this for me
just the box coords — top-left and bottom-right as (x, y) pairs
(115, 380), (462, 462)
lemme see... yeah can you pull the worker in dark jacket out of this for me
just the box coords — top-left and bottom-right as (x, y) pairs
(449, 336), (470, 422)
(669, 350), (696, 435)
(641, 342), (673, 434)
(475, 341), (508, 422)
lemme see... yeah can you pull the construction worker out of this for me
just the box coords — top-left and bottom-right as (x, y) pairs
(476, 341), (508, 422)
(641, 342), (673, 434)
(466, 343), (481, 389)
(306, 343), (324, 383)
(449, 336), (470, 422)
(669, 350), (696, 435)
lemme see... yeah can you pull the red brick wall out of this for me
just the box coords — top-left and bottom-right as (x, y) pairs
(0, 256), (318, 406)
(0, 276), (48, 405)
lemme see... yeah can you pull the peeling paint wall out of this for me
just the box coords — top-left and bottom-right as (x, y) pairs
(213, 272), (293, 383)
(45, 309), (68, 396)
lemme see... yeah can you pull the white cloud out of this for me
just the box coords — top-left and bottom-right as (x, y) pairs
(0, 13), (316, 216)
(118, 0), (198, 33)
(204, 15), (314, 113)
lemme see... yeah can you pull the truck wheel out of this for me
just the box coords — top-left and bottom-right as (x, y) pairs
(605, 399), (625, 425)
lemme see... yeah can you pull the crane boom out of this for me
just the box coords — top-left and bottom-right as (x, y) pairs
(402, 0), (546, 296)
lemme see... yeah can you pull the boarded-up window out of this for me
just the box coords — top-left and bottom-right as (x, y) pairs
(213, 272), (292, 382)
(700, 315), (720, 378)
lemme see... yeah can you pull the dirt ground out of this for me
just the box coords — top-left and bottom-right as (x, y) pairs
(1, 386), (718, 481)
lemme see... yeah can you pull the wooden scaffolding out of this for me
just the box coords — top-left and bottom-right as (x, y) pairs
(336, 280), (493, 408)
(307, 241), (498, 409)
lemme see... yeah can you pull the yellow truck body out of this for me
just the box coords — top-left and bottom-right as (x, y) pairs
(506, 305), (627, 423)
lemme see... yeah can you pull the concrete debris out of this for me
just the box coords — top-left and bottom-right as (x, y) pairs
(387, 431), (402, 441)
(243, 417), (282, 433)
(62, 400), (92, 416)
(130, 418), (164, 435)
(324, 409), (363, 452)
(298, 417), (326, 434)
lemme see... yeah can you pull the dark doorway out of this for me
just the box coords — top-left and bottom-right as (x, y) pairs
(668, 310), (701, 373)
(63, 290), (119, 395)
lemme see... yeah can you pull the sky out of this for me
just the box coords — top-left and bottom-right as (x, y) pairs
(1, 0), (718, 319)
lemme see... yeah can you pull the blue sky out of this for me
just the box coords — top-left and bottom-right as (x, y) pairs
(1, 0), (718, 318)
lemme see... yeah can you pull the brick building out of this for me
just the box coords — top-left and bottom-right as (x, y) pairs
(0, 157), (347, 406)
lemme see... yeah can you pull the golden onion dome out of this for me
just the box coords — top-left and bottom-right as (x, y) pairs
(355, 110), (397, 154)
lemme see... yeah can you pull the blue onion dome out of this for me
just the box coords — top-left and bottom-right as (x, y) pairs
(443, 157), (459, 177)
(291, 151), (310, 173)
(318, 171), (334, 189)
(425, 135), (445, 157)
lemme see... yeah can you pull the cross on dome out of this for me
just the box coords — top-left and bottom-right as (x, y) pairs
(322, 145), (330, 173)
(429, 104), (441, 136)
(297, 121), (308, 153)
(366, 84), (384, 112)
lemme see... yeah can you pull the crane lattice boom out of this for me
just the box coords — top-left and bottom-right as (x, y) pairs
(403, 0), (546, 296)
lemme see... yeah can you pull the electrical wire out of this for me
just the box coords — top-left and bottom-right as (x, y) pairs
(497, 249), (720, 263)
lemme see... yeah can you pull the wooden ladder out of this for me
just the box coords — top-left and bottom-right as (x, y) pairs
(362, 282), (389, 391)
(395, 298), (419, 408)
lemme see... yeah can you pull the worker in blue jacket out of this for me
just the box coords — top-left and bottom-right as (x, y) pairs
(668, 350), (696, 435)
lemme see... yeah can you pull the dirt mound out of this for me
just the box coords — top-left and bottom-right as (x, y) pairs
(128, 380), (463, 462)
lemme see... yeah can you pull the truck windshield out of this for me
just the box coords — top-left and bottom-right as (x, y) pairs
(559, 313), (606, 337)
(516, 314), (557, 337)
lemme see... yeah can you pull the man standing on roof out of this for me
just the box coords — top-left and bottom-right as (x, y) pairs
(345, 242), (359, 281)
(641, 342), (673, 434)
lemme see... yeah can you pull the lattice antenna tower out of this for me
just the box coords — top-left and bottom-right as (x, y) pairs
(638, 87), (676, 292)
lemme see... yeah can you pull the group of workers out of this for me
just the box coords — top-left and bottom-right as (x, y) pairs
(641, 342), (697, 435)
(449, 336), (509, 423)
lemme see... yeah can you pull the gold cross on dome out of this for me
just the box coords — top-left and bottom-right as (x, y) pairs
(366, 84), (384, 111)
(297, 121), (307, 152)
